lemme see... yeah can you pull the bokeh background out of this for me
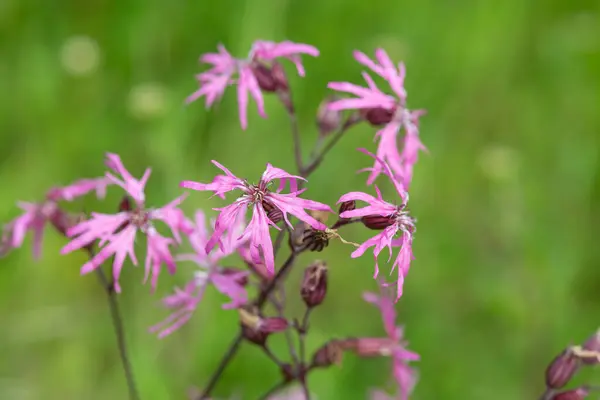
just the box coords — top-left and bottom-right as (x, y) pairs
(1, 0), (599, 399)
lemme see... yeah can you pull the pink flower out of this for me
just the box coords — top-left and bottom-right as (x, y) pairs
(363, 285), (419, 400)
(60, 153), (190, 293)
(186, 40), (319, 129)
(181, 161), (331, 275)
(337, 149), (415, 301)
(327, 48), (426, 188)
(150, 210), (249, 338)
(1, 178), (110, 259)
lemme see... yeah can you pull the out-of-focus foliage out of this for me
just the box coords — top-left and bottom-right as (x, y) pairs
(0, 0), (599, 399)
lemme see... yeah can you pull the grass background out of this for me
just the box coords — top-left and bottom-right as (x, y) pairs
(1, 0), (599, 399)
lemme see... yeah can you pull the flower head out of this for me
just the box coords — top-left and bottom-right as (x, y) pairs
(337, 149), (415, 301)
(150, 210), (249, 338)
(187, 40), (319, 129)
(181, 161), (331, 275)
(363, 284), (419, 400)
(328, 48), (426, 188)
(60, 153), (190, 293)
(1, 177), (110, 259)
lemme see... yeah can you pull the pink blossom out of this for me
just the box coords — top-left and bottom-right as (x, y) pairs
(1, 178), (111, 259)
(150, 210), (249, 338)
(60, 153), (190, 293)
(327, 48), (426, 188)
(186, 40), (319, 129)
(363, 285), (419, 400)
(181, 161), (331, 275)
(337, 149), (415, 301)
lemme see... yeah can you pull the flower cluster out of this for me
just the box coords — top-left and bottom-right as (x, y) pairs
(1, 39), (429, 399)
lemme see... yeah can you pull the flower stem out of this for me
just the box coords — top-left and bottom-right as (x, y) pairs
(91, 253), (140, 400)
(538, 388), (554, 400)
(196, 253), (298, 400)
(302, 117), (357, 176)
(197, 334), (244, 399)
(270, 290), (301, 367)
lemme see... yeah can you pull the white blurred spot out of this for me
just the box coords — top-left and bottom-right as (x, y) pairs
(128, 83), (168, 120)
(478, 145), (519, 182)
(60, 35), (100, 76)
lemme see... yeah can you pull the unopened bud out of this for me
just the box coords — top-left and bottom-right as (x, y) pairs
(546, 348), (580, 389)
(581, 329), (600, 365)
(316, 95), (342, 136)
(361, 215), (395, 230)
(239, 306), (288, 346)
(361, 107), (394, 126)
(311, 340), (345, 369)
(301, 261), (328, 308)
(551, 386), (590, 400)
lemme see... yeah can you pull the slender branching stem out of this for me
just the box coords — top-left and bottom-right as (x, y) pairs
(88, 249), (140, 400)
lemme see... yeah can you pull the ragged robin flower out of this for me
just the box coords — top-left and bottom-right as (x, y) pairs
(337, 149), (416, 301)
(327, 48), (426, 188)
(0, 177), (109, 259)
(60, 153), (190, 293)
(186, 40), (319, 129)
(361, 284), (419, 400)
(150, 210), (249, 338)
(180, 161), (331, 275)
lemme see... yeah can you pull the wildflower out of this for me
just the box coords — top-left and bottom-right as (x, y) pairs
(337, 149), (415, 301)
(180, 161), (331, 275)
(186, 40), (319, 129)
(1, 177), (110, 259)
(60, 153), (189, 293)
(361, 286), (419, 400)
(150, 210), (249, 338)
(327, 48), (426, 188)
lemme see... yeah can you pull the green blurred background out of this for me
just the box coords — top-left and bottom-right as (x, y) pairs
(1, 0), (599, 399)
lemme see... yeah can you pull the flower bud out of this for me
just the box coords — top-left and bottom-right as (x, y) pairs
(551, 386), (590, 400)
(311, 340), (345, 369)
(361, 107), (394, 126)
(301, 261), (328, 308)
(361, 215), (395, 230)
(239, 306), (288, 346)
(316, 95), (342, 136)
(581, 329), (600, 365)
(546, 348), (580, 389)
